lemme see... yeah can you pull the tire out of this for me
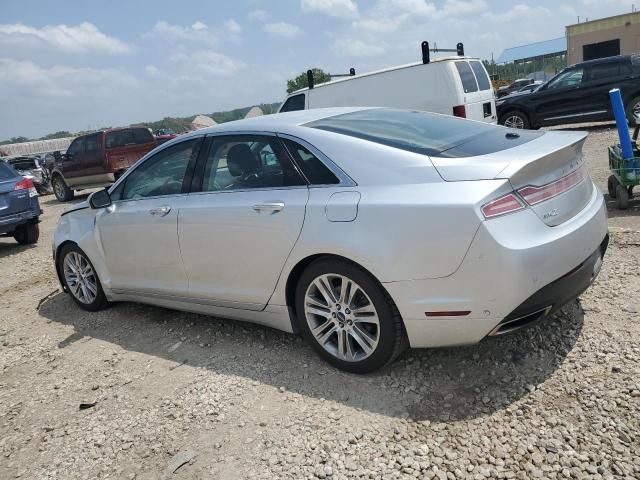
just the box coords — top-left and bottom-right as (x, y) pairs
(628, 186), (634, 198)
(616, 184), (629, 210)
(14, 223), (39, 245)
(608, 175), (618, 198)
(625, 95), (640, 125)
(58, 244), (109, 311)
(500, 110), (530, 129)
(52, 175), (74, 202)
(295, 259), (406, 373)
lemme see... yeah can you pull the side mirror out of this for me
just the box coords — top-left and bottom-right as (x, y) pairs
(89, 188), (112, 209)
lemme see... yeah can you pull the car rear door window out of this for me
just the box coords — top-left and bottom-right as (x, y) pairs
(201, 135), (305, 192)
(120, 138), (201, 200)
(280, 94), (306, 112)
(588, 62), (627, 81)
(469, 61), (491, 91)
(455, 61), (478, 93)
(281, 138), (339, 185)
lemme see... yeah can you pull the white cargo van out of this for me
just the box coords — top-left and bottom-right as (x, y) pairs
(278, 42), (496, 123)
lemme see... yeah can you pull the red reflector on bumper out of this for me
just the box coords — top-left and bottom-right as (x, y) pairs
(425, 311), (471, 317)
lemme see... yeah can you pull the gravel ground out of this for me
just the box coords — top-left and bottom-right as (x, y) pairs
(1, 125), (639, 480)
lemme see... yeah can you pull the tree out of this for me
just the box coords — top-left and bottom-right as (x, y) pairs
(286, 68), (331, 94)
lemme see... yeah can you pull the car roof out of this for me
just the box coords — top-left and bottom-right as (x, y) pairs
(575, 55), (631, 67)
(181, 107), (375, 138)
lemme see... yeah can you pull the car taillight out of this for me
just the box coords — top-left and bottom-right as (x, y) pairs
(14, 178), (38, 197)
(481, 193), (525, 219)
(517, 169), (585, 206)
(453, 105), (466, 118)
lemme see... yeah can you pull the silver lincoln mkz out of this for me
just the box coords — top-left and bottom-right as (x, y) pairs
(53, 108), (608, 373)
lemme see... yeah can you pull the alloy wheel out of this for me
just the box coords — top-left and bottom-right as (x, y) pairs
(63, 251), (98, 304)
(304, 274), (380, 362)
(503, 115), (525, 129)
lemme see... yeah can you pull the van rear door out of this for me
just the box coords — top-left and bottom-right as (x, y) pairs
(453, 60), (496, 124)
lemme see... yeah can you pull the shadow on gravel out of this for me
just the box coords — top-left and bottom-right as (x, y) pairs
(38, 293), (583, 422)
(0, 241), (37, 259)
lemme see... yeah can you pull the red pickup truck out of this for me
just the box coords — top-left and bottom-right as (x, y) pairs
(51, 127), (157, 201)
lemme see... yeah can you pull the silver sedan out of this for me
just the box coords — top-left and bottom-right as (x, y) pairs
(53, 108), (608, 373)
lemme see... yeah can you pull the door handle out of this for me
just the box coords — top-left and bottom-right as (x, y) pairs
(252, 202), (285, 214)
(149, 206), (171, 217)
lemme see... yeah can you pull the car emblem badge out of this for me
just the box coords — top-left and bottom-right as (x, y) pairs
(543, 209), (559, 219)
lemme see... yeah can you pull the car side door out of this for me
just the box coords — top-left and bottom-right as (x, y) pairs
(580, 61), (633, 121)
(95, 137), (203, 297)
(178, 133), (309, 310)
(531, 67), (586, 126)
(62, 137), (86, 183)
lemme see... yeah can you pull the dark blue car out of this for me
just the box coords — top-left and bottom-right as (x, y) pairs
(0, 161), (41, 245)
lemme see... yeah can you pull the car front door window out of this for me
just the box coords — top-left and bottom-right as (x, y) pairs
(121, 139), (200, 200)
(546, 68), (584, 90)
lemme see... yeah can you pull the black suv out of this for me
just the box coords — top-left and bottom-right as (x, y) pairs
(497, 55), (640, 129)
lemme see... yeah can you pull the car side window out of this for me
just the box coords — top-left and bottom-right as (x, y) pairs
(120, 138), (200, 200)
(546, 68), (584, 90)
(280, 94), (306, 112)
(281, 138), (340, 185)
(455, 61), (478, 93)
(85, 134), (99, 153)
(588, 62), (626, 81)
(202, 135), (305, 192)
(67, 138), (84, 157)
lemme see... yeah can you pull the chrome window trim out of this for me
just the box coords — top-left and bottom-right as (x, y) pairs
(276, 132), (357, 187)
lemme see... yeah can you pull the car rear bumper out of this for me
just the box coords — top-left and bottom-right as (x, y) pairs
(385, 184), (608, 348)
(0, 207), (41, 235)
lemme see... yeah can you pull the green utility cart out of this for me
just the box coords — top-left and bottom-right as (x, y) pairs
(607, 123), (640, 210)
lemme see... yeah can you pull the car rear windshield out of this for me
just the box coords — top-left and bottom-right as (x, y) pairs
(306, 109), (542, 158)
(469, 61), (491, 91)
(106, 128), (154, 149)
(0, 162), (18, 180)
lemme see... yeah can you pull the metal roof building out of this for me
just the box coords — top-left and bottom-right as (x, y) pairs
(496, 37), (567, 64)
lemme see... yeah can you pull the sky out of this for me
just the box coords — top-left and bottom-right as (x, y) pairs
(0, 0), (636, 139)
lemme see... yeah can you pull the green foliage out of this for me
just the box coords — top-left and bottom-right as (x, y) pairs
(0, 136), (30, 146)
(287, 68), (332, 94)
(483, 55), (567, 83)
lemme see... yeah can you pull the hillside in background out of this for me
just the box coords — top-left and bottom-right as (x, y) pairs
(0, 102), (281, 146)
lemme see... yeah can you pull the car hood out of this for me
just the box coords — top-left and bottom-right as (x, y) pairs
(62, 200), (90, 216)
(500, 90), (535, 102)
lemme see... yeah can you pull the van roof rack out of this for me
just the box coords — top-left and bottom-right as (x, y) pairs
(304, 41), (464, 89)
(306, 68), (356, 89)
(421, 41), (465, 64)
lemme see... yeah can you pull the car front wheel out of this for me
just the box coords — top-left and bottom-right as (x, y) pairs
(500, 110), (530, 129)
(59, 244), (109, 311)
(52, 175), (74, 202)
(295, 259), (406, 373)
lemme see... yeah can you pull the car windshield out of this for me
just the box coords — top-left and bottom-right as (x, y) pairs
(306, 108), (542, 158)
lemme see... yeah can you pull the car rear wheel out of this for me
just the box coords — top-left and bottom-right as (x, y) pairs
(14, 223), (39, 245)
(295, 259), (406, 373)
(52, 175), (74, 202)
(501, 111), (530, 129)
(59, 244), (109, 311)
(625, 95), (640, 124)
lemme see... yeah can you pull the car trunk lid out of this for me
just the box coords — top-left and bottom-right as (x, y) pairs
(430, 131), (592, 226)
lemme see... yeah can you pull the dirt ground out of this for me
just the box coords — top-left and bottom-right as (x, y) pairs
(0, 125), (638, 480)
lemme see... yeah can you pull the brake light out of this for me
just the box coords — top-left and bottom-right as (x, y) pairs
(14, 178), (38, 197)
(517, 169), (585, 206)
(481, 193), (524, 218)
(453, 105), (466, 118)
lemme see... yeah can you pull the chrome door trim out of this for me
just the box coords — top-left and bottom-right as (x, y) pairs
(544, 110), (608, 121)
(110, 288), (264, 311)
